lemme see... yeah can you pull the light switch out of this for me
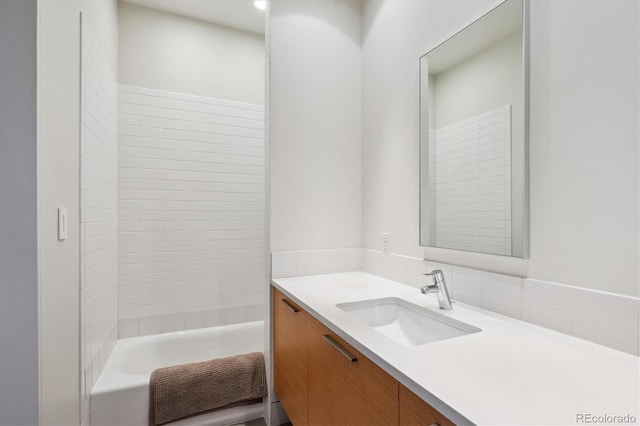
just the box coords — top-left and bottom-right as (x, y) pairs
(382, 232), (390, 254)
(58, 207), (68, 241)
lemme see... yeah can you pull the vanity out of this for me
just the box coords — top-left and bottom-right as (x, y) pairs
(273, 284), (455, 426)
(271, 272), (639, 425)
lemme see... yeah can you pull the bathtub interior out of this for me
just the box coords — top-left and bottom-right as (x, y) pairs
(91, 321), (266, 426)
(118, 321), (265, 375)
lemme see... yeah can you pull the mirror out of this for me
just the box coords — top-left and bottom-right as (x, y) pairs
(420, 0), (528, 258)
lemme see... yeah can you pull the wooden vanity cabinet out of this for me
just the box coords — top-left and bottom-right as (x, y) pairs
(307, 318), (398, 426)
(272, 286), (455, 426)
(273, 288), (309, 426)
(399, 384), (455, 426)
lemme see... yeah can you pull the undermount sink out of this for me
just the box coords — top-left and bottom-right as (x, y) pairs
(336, 297), (480, 346)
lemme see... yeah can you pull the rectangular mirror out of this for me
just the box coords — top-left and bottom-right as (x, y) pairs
(420, 0), (528, 258)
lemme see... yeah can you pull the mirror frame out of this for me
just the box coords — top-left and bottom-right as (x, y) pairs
(419, 0), (530, 275)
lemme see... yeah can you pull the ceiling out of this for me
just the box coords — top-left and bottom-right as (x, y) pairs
(122, 0), (266, 35)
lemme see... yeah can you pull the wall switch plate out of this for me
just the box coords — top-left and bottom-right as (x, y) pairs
(58, 207), (68, 241)
(382, 233), (390, 254)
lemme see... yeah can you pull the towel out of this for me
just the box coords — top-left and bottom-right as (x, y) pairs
(149, 352), (267, 426)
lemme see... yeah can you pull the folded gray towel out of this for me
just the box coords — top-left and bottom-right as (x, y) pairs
(149, 352), (267, 426)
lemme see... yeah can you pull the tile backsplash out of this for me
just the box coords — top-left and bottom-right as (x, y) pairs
(271, 248), (362, 278)
(272, 248), (639, 356)
(362, 249), (639, 356)
(117, 85), (266, 338)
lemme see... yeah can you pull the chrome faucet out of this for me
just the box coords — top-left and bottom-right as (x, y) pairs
(421, 270), (453, 310)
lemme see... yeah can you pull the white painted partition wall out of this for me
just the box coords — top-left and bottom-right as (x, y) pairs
(38, 1), (119, 424)
(269, 0), (363, 253)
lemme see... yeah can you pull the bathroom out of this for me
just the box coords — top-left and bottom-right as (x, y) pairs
(0, 0), (638, 425)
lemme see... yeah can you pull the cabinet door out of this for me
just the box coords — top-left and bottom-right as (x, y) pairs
(308, 318), (398, 426)
(273, 288), (309, 425)
(399, 384), (454, 426)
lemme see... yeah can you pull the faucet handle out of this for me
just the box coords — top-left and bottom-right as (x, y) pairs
(420, 284), (438, 294)
(421, 270), (452, 310)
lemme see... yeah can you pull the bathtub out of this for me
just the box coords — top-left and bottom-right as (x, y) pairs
(91, 321), (265, 426)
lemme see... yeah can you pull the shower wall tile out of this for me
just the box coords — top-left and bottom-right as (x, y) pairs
(246, 304), (265, 321)
(184, 311), (207, 330)
(80, 22), (119, 411)
(138, 315), (162, 336)
(118, 85), (266, 337)
(161, 313), (185, 333)
(118, 318), (138, 339)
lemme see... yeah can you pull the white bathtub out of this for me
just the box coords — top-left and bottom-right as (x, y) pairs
(91, 321), (265, 426)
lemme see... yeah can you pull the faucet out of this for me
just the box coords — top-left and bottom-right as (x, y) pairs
(421, 270), (453, 310)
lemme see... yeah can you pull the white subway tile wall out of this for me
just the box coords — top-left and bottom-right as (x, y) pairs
(80, 22), (119, 423)
(429, 106), (512, 255)
(360, 249), (639, 356)
(117, 85), (266, 337)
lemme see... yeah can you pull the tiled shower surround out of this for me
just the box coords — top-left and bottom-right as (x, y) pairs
(117, 85), (266, 337)
(429, 106), (512, 255)
(80, 22), (119, 422)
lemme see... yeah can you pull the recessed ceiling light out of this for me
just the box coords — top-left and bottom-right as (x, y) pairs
(254, 0), (267, 10)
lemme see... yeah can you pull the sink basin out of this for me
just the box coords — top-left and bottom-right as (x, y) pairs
(336, 297), (480, 346)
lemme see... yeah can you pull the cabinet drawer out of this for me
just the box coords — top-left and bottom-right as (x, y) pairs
(273, 288), (309, 425)
(399, 384), (454, 426)
(308, 318), (398, 426)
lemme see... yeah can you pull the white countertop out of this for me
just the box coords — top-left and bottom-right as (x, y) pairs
(272, 272), (640, 425)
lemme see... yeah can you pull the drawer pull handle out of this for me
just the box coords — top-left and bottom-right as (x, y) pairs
(323, 334), (357, 363)
(280, 299), (299, 313)
(429, 423), (441, 426)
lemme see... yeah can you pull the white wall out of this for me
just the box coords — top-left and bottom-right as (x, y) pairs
(0, 0), (38, 424)
(119, 1), (265, 105)
(527, 0), (638, 297)
(269, 0), (362, 252)
(80, 20), (119, 425)
(37, 0), (118, 424)
(362, 0), (639, 298)
(116, 85), (266, 337)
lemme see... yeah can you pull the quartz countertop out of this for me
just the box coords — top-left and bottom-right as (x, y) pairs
(271, 272), (640, 425)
